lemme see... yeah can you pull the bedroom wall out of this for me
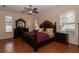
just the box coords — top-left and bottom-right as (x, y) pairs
(39, 5), (79, 45)
(0, 10), (35, 39)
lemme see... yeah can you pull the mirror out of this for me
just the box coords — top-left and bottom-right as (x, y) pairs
(15, 18), (26, 28)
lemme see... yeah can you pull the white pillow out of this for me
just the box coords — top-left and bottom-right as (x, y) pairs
(39, 28), (44, 32)
(45, 28), (54, 36)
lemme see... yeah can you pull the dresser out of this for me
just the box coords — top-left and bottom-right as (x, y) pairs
(14, 18), (29, 38)
(14, 27), (29, 38)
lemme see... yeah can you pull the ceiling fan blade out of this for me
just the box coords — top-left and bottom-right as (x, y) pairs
(33, 10), (39, 13)
(33, 8), (37, 10)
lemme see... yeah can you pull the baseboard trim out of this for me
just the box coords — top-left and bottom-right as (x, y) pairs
(0, 36), (13, 40)
(69, 41), (78, 46)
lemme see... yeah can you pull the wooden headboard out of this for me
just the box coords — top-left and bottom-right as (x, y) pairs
(40, 20), (56, 33)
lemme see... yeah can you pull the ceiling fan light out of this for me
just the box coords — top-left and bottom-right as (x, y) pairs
(28, 10), (32, 14)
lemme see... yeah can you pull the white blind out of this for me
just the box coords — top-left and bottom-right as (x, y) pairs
(5, 16), (13, 32)
(60, 10), (75, 34)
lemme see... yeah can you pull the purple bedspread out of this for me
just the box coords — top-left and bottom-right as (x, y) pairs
(36, 32), (49, 43)
(24, 32), (49, 43)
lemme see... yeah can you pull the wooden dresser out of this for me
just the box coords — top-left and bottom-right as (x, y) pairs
(14, 27), (29, 38)
(14, 18), (29, 38)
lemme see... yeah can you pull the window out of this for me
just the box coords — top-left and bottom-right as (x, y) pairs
(5, 16), (13, 32)
(60, 10), (75, 34)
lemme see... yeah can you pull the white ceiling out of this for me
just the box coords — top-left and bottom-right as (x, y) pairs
(0, 5), (61, 14)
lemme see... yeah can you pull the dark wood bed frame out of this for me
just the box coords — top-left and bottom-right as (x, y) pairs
(22, 20), (56, 52)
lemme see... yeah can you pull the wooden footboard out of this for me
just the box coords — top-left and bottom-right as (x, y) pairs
(22, 32), (39, 52)
(22, 32), (55, 52)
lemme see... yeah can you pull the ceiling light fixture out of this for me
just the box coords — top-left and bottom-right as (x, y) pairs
(22, 5), (39, 15)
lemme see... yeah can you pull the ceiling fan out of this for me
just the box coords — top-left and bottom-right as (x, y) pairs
(22, 5), (39, 15)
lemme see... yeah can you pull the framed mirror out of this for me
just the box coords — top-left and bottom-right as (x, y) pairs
(15, 18), (26, 28)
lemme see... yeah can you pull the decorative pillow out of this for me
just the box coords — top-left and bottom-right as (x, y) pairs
(39, 28), (44, 32)
(39, 28), (55, 37)
(45, 28), (54, 36)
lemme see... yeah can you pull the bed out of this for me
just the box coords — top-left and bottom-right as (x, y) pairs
(22, 20), (56, 52)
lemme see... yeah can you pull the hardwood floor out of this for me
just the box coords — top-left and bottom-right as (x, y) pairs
(0, 38), (79, 53)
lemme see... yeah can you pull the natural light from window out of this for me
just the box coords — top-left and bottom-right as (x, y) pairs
(60, 10), (75, 34)
(5, 16), (13, 32)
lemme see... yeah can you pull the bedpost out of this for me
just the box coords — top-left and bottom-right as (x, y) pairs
(54, 22), (56, 33)
(33, 32), (39, 52)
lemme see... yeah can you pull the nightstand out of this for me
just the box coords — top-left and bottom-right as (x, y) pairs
(55, 32), (69, 44)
